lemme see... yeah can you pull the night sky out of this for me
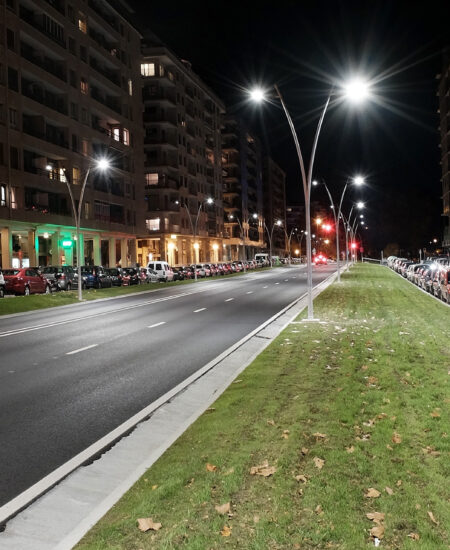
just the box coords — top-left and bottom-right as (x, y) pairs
(127, 0), (449, 257)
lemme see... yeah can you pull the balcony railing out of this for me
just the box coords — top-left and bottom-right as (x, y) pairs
(143, 89), (176, 104)
(22, 82), (67, 115)
(89, 56), (120, 87)
(21, 43), (66, 81)
(20, 6), (66, 48)
(23, 122), (68, 149)
(91, 88), (121, 115)
(88, 27), (118, 59)
(88, 0), (120, 32)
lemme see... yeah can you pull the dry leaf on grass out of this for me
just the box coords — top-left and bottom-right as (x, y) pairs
(301, 447), (309, 455)
(267, 419), (275, 426)
(250, 461), (276, 477)
(366, 512), (385, 524)
(370, 525), (385, 539)
(396, 480), (402, 487)
(295, 474), (308, 483)
(137, 518), (162, 532)
(253, 515), (260, 523)
(215, 502), (230, 515)
(427, 511), (439, 525)
(223, 467), (235, 476)
(313, 457), (325, 470)
(422, 446), (440, 457)
(430, 410), (441, 418)
(346, 446), (355, 453)
(152, 484), (158, 490)
(206, 463), (217, 472)
(221, 525), (232, 537)
(408, 533), (420, 540)
(392, 432), (402, 444)
(281, 430), (290, 439)
(365, 487), (381, 498)
(313, 432), (327, 440)
(385, 487), (394, 495)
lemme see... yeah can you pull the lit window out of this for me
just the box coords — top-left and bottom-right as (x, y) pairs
(140, 63), (155, 77)
(80, 78), (88, 94)
(81, 139), (89, 156)
(128, 78), (133, 96)
(145, 173), (158, 185)
(123, 128), (129, 146)
(168, 71), (174, 81)
(0, 184), (6, 207)
(10, 187), (17, 209)
(59, 168), (67, 183)
(73, 166), (80, 185)
(146, 218), (160, 231)
(113, 127), (120, 142)
(78, 13), (87, 34)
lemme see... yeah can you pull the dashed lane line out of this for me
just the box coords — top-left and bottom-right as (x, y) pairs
(194, 308), (206, 313)
(148, 322), (166, 328)
(66, 344), (98, 356)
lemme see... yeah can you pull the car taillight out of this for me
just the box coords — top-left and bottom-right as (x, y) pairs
(60, 274), (65, 279)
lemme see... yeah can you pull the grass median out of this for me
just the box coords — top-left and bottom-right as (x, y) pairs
(78, 263), (449, 549)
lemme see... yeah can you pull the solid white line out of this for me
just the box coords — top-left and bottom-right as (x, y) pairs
(148, 322), (166, 328)
(225, 298), (234, 302)
(263, 285), (268, 289)
(194, 308), (206, 313)
(66, 344), (98, 355)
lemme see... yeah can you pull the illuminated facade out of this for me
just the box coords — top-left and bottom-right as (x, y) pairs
(438, 49), (450, 250)
(139, 39), (225, 266)
(0, 0), (144, 269)
(262, 157), (287, 255)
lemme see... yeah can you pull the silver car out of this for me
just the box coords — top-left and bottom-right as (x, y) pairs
(41, 266), (78, 291)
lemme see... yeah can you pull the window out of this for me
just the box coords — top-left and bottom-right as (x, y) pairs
(72, 166), (80, 184)
(141, 63), (155, 77)
(128, 78), (133, 96)
(71, 134), (78, 152)
(80, 78), (88, 94)
(69, 70), (76, 87)
(80, 45), (87, 62)
(70, 102), (78, 120)
(68, 4), (75, 23)
(42, 14), (64, 43)
(10, 146), (19, 169)
(84, 201), (91, 219)
(78, 13), (87, 34)
(112, 127), (120, 142)
(146, 218), (160, 231)
(69, 37), (76, 55)
(81, 108), (88, 124)
(7, 67), (18, 91)
(9, 108), (18, 129)
(81, 139), (89, 156)
(1, 184), (6, 207)
(145, 173), (159, 186)
(123, 128), (129, 146)
(10, 187), (17, 209)
(7, 29), (15, 51)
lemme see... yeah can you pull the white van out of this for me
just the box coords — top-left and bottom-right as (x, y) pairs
(254, 253), (269, 266)
(147, 261), (174, 282)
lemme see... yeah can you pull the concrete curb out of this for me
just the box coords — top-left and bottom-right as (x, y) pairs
(0, 267), (339, 549)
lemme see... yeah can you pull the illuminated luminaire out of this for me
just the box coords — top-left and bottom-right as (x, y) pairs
(193, 242), (199, 249)
(249, 88), (266, 103)
(212, 243), (219, 251)
(357, 201), (364, 209)
(344, 78), (370, 104)
(97, 158), (110, 171)
(206, 197), (214, 204)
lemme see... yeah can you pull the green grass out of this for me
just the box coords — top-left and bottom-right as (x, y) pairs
(75, 264), (449, 549)
(0, 268), (271, 316)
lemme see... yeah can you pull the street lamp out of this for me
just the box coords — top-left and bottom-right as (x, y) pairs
(313, 176), (364, 282)
(250, 77), (371, 320)
(284, 227), (298, 266)
(183, 197), (214, 281)
(264, 219), (282, 266)
(47, 158), (110, 301)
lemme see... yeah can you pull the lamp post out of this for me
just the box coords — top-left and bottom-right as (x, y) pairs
(228, 213), (251, 272)
(264, 219), (282, 266)
(343, 201), (364, 265)
(250, 77), (371, 320)
(284, 227), (298, 266)
(183, 197), (214, 281)
(313, 176), (364, 282)
(46, 158), (110, 301)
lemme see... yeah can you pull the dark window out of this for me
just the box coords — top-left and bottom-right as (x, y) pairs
(71, 134), (78, 152)
(70, 102), (78, 120)
(10, 146), (19, 169)
(68, 37), (76, 55)
(69, 70), (76, 87)
(7, 67), (18, 91)
(7, 29), (15, 51)
(79, 45), (87, 62)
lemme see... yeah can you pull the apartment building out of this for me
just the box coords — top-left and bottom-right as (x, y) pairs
(262, 156), (286, 256)
(438, 49), (450, 251)
(222, 115), (264, 261)
(0, 0), (144, 269)
(138, 39), (225, 266)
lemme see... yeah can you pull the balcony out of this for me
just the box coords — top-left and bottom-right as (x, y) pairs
(143, 89), (176, 105)
(22, 81), (67, 115)
(88, 27), (118, 59)
(143, 112), (177, 126)
(88, 0), (120, 32)
(20, 6), (66, 49)
(21, 43), (67, 82)
(23, 120), (69, 149)
(44, 0), (65, 15)
(91, 87), (121, 115)
(145, 176), (179, 190)
(145, 156), (178, 171)
(89, 56), (120, 87)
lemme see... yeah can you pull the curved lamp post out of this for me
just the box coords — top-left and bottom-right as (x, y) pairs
(264, 219), (282, 266)
(228, 212), (258, 272)
(47, 158), (110, 301)
(183, 197), (214, 281)
(250, 77), (371, 320)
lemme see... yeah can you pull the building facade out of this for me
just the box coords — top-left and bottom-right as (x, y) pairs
(438, 49), (450, 251)
(222, 115), (264, 261)
(0, 0), (145, 270)
(262, 156), (286, 256)
(139, 40), (225, 266)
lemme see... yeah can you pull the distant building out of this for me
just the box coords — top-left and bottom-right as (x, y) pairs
(222, 115), (263, 261)
(139, 39), (225, 266)
(438, 49), (450, 251)
(262, 157), (286, 256)
(0, 0), (144, 269)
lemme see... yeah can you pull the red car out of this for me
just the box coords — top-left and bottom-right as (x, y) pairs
(3, 268), (51, 295)
(314, 254), (327, 265)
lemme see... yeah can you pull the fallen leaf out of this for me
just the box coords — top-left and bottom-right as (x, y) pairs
(152, 485), (158, 490)
(367, 376), (378, 384)
(430, 411), (441, 418)
(313, 457), (325, 470)
(422, 446), (440, 457)
(408, 533), (420, 540)
(282, 430), (289, 439)
(313, 432), (327, 440)
(220, 525), (232, 537)
(377, 413), (388, 420)
(396, 480), (402, 487)
(137, 518), (162, 532)
(370, 525), (385, 539)
(206, 407), (216, 413)
(315, 504), (323, 515)
(301, 447), (309, 455)
(386, 444), (393, 451)
(250, 461), (276, 477)
(346, 446), (355, 453)
(427, 511), (439, 525)
(385, 487), (394, 495)
(415, 504), (421, 510)
(253, 515), (260, 523)
(361, 365), (369, 371)
(185, 477), (195, 487)
(365, 487), (381, 498)
(206, 463), (217, 472)
(295, 474), (308, 483)
(267, 419), (275, 426)
(366, 512), (385, 524)
(215, 502), (231, 515)
(392, 432), (402, 444)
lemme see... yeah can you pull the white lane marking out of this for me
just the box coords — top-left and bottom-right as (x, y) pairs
(246, 291), (253, 294)
(292, 277), (297, 279)
(66, 344), (98, 355)
(263, 286), (268, 289)
(148, 322), (166, 328)
(225, 298), (234, 302)
(275, 282), (280, 285)
(0, 288), (213, 339)
(194, 308), (206, 313)
(285, 279), (289, 282)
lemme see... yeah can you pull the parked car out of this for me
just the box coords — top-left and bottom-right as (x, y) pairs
(138, 267), (159, 283)
(0, 269), (5, 298)
(147, 261), (174, 282)
(119, 267), (140, 286)
(438, 267), (450, 302)
(191, 264), (206, 278)
(172, 267), (185, 281)
(80, 266), (112, 289)
(41, 265), (78, 291)
(105, 267), (123, 286)
(2, 268), (51, 295)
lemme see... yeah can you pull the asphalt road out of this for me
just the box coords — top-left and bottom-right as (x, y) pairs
(0, 264), (335, 506)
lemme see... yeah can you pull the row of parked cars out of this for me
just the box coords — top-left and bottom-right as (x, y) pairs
(387, 255), (450, 303)
(0, 259), (266, 297)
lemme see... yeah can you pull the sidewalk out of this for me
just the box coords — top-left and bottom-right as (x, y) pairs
(4, 264), (449, 549)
